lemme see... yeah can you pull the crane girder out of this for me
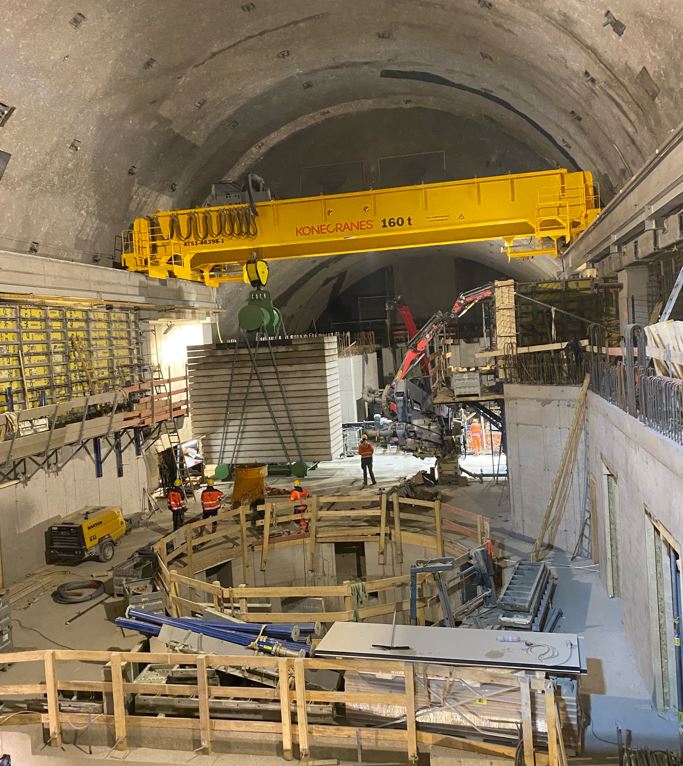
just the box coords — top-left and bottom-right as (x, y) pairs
(121, 168), (600, 287)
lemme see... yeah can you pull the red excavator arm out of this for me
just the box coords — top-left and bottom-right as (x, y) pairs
(392, 283), (494, 385)
(394, 303), (432, 378)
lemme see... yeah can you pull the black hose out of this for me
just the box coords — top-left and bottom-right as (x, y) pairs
(52, 580), (105, 604)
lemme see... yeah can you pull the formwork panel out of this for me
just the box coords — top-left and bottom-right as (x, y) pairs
(188, 335), (343, 464)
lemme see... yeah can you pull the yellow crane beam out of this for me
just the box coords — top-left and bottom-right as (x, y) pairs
(121, 168), (600, 287)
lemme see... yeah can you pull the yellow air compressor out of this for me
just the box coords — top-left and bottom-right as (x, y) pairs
(45, 506), (127, 564)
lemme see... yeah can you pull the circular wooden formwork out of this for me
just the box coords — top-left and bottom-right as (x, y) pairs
(152, 491), (491, 625)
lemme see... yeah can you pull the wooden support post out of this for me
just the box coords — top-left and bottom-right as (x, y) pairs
(392, 494), (403, 564)
(278, 658), (294, 760)
(555, 698), (569, 766)
(343, 582), (353, 620)
(44, 650), (62, 747)
(293, 658), (310, 760)
(476, 515), (483, 544)
(434, 496), (444, 557)
(544, 680), (558, 766)
(169, 572), (180, 617)
(110, 652), (128, 751)
(185, 526), (194, 575)
(378, 492), (388, 565)
(307, 496), (319, 573)
(196, 655), (212, 753)
(261, 503), (272, 572)
(239, 504), (249, 585)
(404, 662), (418, 763)
(238, 583), (248, 617)
(212, 580), (221, 610)
(520, 675), (535, 766)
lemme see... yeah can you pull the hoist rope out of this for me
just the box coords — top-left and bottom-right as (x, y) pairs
(265, 337), (305, 465)
(243, 334), (294, 467)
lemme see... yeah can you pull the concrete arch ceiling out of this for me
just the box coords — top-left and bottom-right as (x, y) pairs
(1, 1), (680, 327)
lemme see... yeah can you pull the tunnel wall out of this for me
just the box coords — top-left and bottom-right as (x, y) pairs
(587, 392), (683, 699)
(0, 446), (152, 585)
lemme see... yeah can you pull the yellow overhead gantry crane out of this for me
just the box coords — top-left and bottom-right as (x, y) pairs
(121, 168), (600, 288)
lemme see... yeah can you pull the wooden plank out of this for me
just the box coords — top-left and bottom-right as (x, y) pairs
(393, 494), (403, 564)
(544, 680), (558, 766)
(278, 658), (294, 761)
(185, 526), (194, 575)
(110, 652), (128, 751)
(1, 683), (46, 695)
(43, 650), (62, 747)
(293, 658), (310, 759)
(555, 698), (569, 766)
(404, 662), (418, 763)
(434, 496), (444, 557)
(378, 492), (387, 565)
(520, 675), (535, 766)
(239, 504), (249, 585)
(396, 496), (435, 509)
(307, 495), (319, 573)
(261, 503), (271, 572)
(196, 655), (212, 753)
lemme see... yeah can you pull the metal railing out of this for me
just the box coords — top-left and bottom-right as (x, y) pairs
(503, 350), (587, 386)
(502, 327), (683, 445)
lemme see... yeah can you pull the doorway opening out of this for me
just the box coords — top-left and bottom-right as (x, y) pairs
(645, 511), (683, 714)
(603, 470), (620, 598)
(334, 542), (367, 584)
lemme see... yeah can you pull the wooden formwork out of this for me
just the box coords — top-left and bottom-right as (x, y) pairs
(0, 648), (568, 765)
(153, 491), (493, 624)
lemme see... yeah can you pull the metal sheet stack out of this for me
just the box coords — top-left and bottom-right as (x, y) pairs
(188, 335), (343, 464)
(497, 561), (560, 631)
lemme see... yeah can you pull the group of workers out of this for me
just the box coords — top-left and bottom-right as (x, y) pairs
(165, 434), (377, 530)
(166, 477), (224, 531)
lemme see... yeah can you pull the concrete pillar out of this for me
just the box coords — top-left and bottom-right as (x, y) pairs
(617, 265), (650, 334)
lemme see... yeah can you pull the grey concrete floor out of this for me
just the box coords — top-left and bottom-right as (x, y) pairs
(2, 449), (681, 758)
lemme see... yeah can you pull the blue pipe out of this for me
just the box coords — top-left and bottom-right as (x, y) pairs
(115, 617), (161, 636)
(174, 619), (304, 641)
(124, 609), (309, 655)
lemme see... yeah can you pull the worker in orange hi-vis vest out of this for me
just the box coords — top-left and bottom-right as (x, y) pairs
(468, 420), (483, 455)
(166, 479), (187, 531)
(290, 479), (310, 531)
(200, 477), (224, 534)
(358, 434), (377, 486)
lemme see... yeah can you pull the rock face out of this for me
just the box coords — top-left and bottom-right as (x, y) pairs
(188, 335), (343, 464)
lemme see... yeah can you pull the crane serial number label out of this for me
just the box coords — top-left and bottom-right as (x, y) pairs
(182, 238), (226, 247)
(295, 220), (373, 237)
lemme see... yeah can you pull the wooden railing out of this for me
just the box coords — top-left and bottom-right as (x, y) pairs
(151, 492), (492, 625)
(0, 648), (568, 765)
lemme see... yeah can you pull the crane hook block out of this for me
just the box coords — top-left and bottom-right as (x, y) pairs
(243, 259), (269, 288)
(238, 288), (282, 333)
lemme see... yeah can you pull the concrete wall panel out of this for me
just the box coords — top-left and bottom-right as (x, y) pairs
(505, 384), (585, 551)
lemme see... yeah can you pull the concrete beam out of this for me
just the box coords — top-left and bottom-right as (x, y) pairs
(0, 249), (217, 312)
(563, 122), (683, 273)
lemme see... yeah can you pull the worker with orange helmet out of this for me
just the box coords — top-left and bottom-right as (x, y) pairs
(167, 479), (187, 531)
(290, 479), (310, 532)
(358, 434), (376, 486)
(201, 477), (224, 534)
